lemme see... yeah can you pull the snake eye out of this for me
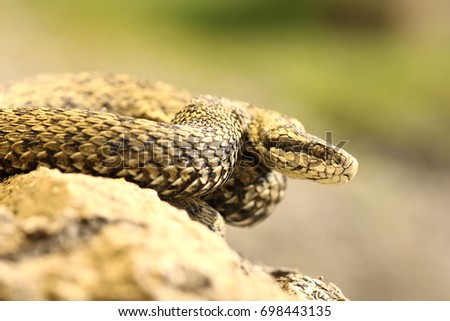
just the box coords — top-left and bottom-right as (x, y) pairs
(309, 144), (327, 160)
(262, 126), (311, 155)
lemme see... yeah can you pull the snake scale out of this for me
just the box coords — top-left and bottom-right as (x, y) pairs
(0, 73), (358, 235)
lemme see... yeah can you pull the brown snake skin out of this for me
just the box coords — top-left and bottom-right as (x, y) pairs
(0, 73), (358, 235)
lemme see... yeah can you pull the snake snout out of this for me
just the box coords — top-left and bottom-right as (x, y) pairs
(308, 145), (359, 185)
(340, 156), (359, 183)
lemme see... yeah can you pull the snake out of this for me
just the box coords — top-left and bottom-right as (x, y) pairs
(0, 72), (358, 235)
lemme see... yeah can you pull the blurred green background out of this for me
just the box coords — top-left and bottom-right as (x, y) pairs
(1, 0), (449, 300)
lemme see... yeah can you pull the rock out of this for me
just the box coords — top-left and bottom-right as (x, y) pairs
(270, 268), (348, 301)
(0, 168), (345, 300)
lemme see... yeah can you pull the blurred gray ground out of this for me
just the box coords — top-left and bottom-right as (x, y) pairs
(228, 154), (450, 300)
(0, 0), (449, 300)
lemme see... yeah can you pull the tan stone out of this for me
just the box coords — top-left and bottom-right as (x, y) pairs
(0, 168), (345, 300)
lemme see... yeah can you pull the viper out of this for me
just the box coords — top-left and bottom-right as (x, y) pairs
(0, 73), (358, 235)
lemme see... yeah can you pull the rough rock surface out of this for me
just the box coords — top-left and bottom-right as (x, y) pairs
(0, 168), (346, 300)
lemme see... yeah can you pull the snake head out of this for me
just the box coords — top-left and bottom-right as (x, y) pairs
(258, 120), (358, 185)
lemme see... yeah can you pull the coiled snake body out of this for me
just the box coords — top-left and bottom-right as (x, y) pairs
(0, 73), (358, 235)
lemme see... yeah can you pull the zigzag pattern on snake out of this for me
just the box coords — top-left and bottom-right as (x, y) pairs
(0, 73), (358, 236)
